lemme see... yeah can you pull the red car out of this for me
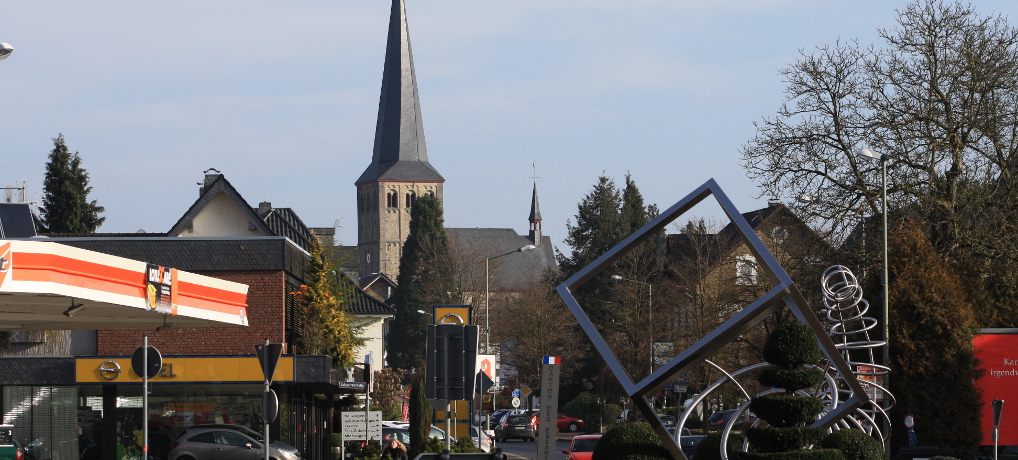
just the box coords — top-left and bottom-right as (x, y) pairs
(561, 434), (601, 460)
(531, 412), (586, 432)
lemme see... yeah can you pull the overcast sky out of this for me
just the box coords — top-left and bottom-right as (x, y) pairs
(3, 1), (1017, 254)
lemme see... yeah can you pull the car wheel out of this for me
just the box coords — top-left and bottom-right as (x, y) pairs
(567, 422), (579, 432)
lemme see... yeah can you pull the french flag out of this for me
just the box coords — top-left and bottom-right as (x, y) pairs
(543, 356), (561, 365)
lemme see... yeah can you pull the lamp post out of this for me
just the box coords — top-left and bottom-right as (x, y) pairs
(611, 275), (654, 375)
(855, 148), (889, 376)
(484, 244), (536, 354)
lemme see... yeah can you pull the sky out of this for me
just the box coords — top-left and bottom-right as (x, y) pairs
(3, 1), (1018, 255)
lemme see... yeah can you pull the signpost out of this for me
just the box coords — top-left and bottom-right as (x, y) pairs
(255, 340), (283, 460)
(993, 400), (1005, 460)
(132, 337), (161, 460)
(341, 411), (382, 441)
(537, 357), (561, 460)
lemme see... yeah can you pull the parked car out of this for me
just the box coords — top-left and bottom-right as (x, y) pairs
(494, 414), (535, 442)
(561, 434), (601, 460)
(169, 425), (301, 460)
(531, 412), (586, 432)
(491, 409), (526, 427)
(381, 425), (447, 445)
(680, 435), (707, 459)
(666, 426), (693, 438)
(0, 425), (25, 460)
(707, 409), (757, 431)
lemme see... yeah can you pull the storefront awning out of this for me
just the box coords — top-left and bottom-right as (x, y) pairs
(0, 240), (248, 330)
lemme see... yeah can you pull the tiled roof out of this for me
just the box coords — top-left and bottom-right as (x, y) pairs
(259, 207), (313, 252)
(446, 228), (558, 291)
(347, 285), (396, 316)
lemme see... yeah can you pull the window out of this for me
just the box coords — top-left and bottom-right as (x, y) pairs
(386, 191), (398, 208)
(406, 191), (417, 208)
(215, 431), (254, 447)
(736, 255), (757, 285)
(188, 432), (215, 444)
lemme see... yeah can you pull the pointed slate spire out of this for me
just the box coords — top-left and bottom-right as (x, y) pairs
(356, 0), (444, 184)
(529, 182), (542, 245)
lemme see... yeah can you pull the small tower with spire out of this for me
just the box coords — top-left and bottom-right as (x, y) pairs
(355, 0), (444, 280)
(528, 182), (542, 246)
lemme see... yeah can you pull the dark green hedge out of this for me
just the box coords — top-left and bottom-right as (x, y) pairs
(733, 448), (846, 460)
(591, 422), (671, 460)
(751, 395), (825, 427)
(746, 427), (825, 453)
(763, 321), (822, 369)
(693, 432), (746, 460)
(758, 368), (825, 393)
(819, 429), (883, 460)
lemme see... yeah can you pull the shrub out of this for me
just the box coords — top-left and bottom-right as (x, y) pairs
(329, 433), (344, 447)
(591, 422), (671, 460)
(763, 321), (821, 369)
(451, 436), (480, 453)
(734, 449), (846, 460)
(693, 432), (746, 460)
(746, 427), (825, 453)
(750, 395), (825, 427)
(819, 429), (883, 460)
(758, 368), (825, 393)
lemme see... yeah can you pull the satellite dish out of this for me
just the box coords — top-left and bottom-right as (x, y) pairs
(0, 43), (12, 61)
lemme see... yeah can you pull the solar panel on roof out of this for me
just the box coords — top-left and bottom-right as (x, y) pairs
(0, 203), (37, 238)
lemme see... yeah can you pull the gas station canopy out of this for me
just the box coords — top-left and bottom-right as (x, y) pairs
(0, 240), (249, 330)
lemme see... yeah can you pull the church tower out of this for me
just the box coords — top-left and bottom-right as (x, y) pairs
(356, 0), (444, 280)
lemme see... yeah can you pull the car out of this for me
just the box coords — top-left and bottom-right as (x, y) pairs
(494, 414), (535, 442)
(531, 412), (585, 432)
(707, 409), (757, 431)
(0, 425), (25, 460)
(381, 425), (447, 445)
(561, 434), (601, 460)
(680, 435), (707, 459)
(168, 425), (301, 460)
(491, 409), (526, 427)
(666, 426), (693, 438)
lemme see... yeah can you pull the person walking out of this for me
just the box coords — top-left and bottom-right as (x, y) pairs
(381, 438), (408, 460)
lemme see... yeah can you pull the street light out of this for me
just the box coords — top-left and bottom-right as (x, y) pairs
(855, 148), (889, 374)
(611, 275), (654, 375)
(484, 244), (536, 354)
(0, 43), (12, 61)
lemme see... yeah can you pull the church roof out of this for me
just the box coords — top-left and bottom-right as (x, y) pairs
(355, 0), (444, 185)
(529, 183), (542, 223)
(446, 228), (558, 291)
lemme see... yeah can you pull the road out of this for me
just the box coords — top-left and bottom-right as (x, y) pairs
(493, 435), (577, 460)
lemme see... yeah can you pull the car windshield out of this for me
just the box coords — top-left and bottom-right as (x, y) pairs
(571, 438), (598, 452)
(507, 415), (529, 425)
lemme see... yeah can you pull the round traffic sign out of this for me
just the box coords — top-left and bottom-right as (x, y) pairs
(262, 389), (279, 423)
(904, 415), (914, 428)
(512, 397), (520, 408)
(511, 389), (520, 398)
(131, 346), (162, 379)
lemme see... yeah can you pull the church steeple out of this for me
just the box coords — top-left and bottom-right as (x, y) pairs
(528, 182), (542, 245)
(356, 0), (444, 280)
(356, 0), (443, 185)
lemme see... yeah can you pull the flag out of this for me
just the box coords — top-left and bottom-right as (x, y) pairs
(542, 356), (561, 365)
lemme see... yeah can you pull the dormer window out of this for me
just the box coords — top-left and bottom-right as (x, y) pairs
(387, 191), (398, 208)
(406, 191), (417, 208)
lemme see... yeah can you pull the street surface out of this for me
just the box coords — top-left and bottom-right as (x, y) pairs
(494, 434), (576, 460)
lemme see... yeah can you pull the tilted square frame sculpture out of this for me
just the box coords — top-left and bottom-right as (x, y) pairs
(556, 179), (871, 459)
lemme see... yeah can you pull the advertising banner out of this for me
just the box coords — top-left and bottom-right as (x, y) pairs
(974, 332), (1018, 445)
(145, 264), (178, 314)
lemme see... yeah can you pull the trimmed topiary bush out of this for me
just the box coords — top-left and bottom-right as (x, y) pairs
(693, 432), (745, 460)
(763, 321), (822, 369)
(750, 395), (825, 427)
(732, 450), (845, 460)
(746, 427), (825, 453)
(758, 368), (825, 392)
(591, 422), (671, 460)
(819, 429), (883, 460)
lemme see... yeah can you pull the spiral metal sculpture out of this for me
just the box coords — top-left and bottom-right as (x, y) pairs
(673, 265), (894, 459)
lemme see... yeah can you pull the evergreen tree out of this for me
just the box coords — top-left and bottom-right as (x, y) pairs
(388, 195), (459, 372)
(294, 236), (363, 368)
(40, 134), (105, 233)
(408, 372), (433, 457)
(885, 222), (981, 459)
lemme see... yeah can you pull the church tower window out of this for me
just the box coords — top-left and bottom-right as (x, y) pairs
(387, 191), (398, 208)
(406, 191), (417, 208)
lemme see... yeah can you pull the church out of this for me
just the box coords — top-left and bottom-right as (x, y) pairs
(349, 0), (557, 298)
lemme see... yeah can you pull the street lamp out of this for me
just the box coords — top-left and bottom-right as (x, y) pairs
(0, 43), (13, 61)
(484, 244), (536, 354)
(611, 275), (654, 375)
(855, 148), (889, 374)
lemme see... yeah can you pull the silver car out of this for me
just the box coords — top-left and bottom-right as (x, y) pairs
(169, 426), (300, 460)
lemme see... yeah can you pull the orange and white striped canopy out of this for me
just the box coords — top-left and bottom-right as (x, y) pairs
(0, 240), (248, 330)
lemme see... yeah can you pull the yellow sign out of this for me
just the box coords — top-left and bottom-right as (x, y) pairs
(75, 356), (294, 383)
(433, 305), (471, 325)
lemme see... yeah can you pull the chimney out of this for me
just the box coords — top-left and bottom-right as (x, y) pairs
(199, 168), (222, 196)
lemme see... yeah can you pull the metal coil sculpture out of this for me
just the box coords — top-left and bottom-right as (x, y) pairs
(820, 265), (894, 442)
(672, 265), (893, 459)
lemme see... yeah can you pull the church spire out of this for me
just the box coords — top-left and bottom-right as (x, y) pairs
(355, 0), (443, 185)
(529, 182), (542, 245)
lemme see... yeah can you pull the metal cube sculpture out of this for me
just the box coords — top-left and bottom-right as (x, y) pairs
(556, 179), (871, 459)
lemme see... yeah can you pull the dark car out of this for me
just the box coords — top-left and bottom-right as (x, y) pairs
(494, 414), (535, 442)
(169, 425), (301, 460)
(707, 410), (757, 431)
(680, 435), (706, 459)
(0, 425), (25, 460)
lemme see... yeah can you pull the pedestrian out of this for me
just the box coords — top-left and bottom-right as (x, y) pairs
(381, 438), (408, 460)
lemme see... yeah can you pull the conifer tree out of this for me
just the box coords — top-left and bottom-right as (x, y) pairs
(295, 236), (362, 368)
(388, 195), (459, 372)
(39, 134), (105, 233)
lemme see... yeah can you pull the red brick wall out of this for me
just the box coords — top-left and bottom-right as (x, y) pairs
(97, 270), (289, 355)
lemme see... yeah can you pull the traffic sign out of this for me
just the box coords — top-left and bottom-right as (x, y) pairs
(255, 343), (284, 382)
(512, 397), (520, 408)
(262, 389), (279, 423)
(520, 385), (532, 397)
(511, 389), (520, 398)
(131, 345), (162, 379)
